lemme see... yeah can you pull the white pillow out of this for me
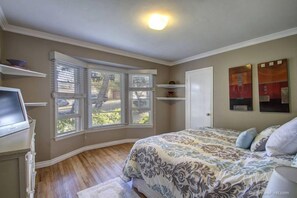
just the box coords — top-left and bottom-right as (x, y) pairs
(266, 117), (297, 156)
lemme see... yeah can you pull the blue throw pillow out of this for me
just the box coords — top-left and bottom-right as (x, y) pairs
(236, 128), (257, 149)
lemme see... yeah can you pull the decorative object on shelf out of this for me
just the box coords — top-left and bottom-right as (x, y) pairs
(6, 59), (27, 68)
(258, 59), (289, 112)
(229, 64), (253, 111)
(167, 91), (175, 97)
(167, 81), (175, 97)
(263, 166), (297, 198)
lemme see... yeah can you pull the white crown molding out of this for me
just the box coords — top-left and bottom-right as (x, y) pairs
(0, 5), (296, 66)
(173, 27), (297, 65)
(36, 138), (138, 169)
(2, 24), (172, 66)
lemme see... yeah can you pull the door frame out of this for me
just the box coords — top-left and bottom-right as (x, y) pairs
(185, 66), (214, 129)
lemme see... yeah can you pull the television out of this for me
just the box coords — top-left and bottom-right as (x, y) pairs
(0, 87), (29, 137)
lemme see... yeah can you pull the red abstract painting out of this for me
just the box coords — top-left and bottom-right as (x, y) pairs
(229, 64), (253, 111)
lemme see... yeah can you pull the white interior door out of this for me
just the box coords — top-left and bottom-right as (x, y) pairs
(186, 67), (213, 129)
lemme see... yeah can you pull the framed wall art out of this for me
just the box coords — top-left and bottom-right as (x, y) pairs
(258, 59), (289, 112)
(229, 64), (253, 111)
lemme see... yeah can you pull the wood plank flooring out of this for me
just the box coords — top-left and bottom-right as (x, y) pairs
(35, 143), (134, 198)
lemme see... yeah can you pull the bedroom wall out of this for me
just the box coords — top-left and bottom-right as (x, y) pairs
(2, 31), (170, 161)
(169, 35), (297, 132)
(0, 27), (3, 84)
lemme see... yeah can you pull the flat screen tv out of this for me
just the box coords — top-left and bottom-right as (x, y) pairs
(0, 87), (29, 137)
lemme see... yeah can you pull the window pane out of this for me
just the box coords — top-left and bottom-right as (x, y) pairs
(56, 65), (79, 93)
(57, 99), (79, 116)
(129, 91), (152, 125)
(129, 74), (152, 88)
(57, 118), (77, 134)
(130, 91), (151, 109)
(132, 110), (151, 125)
(90, 70), (122, 127)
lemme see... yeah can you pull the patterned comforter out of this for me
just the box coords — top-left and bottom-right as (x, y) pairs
(123, 128), (294, 198)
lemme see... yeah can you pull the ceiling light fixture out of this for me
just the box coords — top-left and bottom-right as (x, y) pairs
(148, 13), (169, 30)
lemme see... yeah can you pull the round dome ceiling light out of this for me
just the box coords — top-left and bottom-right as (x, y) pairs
(148, 13), (169, 30)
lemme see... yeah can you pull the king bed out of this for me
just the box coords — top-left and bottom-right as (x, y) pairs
(122, 127), (294, 197)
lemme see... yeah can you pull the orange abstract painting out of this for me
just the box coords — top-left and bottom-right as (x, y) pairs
(258, 59), (289, 112)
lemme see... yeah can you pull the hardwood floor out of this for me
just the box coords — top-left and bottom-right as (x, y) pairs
(35, 143), (134, 198)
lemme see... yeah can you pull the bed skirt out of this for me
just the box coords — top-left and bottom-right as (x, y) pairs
(132, 178), (163, 198)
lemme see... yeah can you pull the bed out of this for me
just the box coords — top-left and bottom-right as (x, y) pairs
(122, 127), (294, 198)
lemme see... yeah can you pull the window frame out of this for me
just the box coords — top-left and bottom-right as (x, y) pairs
(53, 61), (85, 137)
(128, 74), (154, 126)
(87, 69), (126, 129)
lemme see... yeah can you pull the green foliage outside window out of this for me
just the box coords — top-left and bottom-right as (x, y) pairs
(57, 118), (75, 134)
(92, 108), (121, 125)
(138, 113), (149, 124)
(57, 110), (150, 133)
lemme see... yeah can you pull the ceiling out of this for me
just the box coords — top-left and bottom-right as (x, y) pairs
(0, 0), (297, 65)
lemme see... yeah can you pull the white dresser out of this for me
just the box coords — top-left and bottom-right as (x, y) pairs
(0, 120), (36, 198)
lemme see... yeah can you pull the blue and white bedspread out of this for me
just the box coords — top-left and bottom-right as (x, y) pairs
(123, 127), (294, 198)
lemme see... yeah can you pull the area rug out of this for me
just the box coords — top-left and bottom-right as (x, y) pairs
(77, 177), (140, 198)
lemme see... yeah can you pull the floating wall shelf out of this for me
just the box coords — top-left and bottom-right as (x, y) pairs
(0, 64), (46, 78)
(156, 83), (185, 100)
(25, 102), (48, 107)
(156, 84), (185, 88)
(156, 97), (186, 101)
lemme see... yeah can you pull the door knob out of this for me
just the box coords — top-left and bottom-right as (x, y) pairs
(206, 113), (211, 116)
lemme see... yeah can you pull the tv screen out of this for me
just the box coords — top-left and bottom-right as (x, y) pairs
(0, 90), (26, 127)
(0, 87), (29, 137)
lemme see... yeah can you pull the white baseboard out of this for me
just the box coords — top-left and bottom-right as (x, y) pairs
(36, 138), (138, 169)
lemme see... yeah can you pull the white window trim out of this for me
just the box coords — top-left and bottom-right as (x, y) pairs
(52, 62), (85, 138)
(128, 74), (154, 126)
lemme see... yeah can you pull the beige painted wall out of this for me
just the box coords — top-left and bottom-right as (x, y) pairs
(2, 32), (170, 161)
(169, 35), (297, 132)
(0, 27), (3, 83)
(0, 27), (3, 59)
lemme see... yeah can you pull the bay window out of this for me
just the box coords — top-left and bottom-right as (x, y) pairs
(51, 52), (155, 138)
